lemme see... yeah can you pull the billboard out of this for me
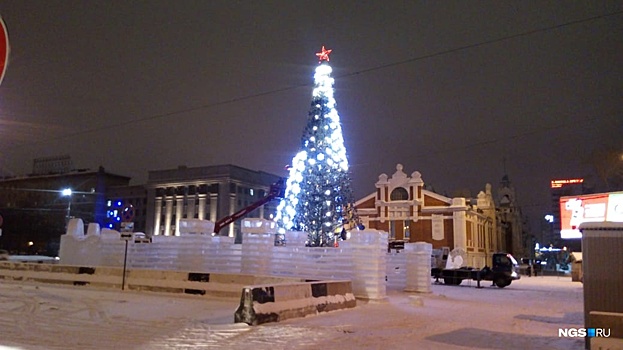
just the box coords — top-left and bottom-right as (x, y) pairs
(551, 178), (584, 189)
(559, 191), (623, 239)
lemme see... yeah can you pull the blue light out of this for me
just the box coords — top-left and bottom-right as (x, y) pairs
(116, 217), (121, 222)
(107, 200), (111, 207)
(117, 201), (122, 207)
(108, 224), (113, 228)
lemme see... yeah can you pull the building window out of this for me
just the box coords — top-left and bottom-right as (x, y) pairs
(389, 221), (396, 240)
(390, 187), (408, 201)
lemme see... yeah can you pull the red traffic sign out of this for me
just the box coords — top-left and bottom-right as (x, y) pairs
(0, 16), (9, 86)
(121, 204), (135, 222)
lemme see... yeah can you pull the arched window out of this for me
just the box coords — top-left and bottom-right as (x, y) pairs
(390, 187), (409, 201)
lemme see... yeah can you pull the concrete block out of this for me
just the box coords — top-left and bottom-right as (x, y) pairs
(234, 280), (356, 325)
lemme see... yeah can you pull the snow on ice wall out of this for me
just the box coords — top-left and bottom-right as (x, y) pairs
(341, 231), (388, 299)
(386, 250), (407, 290)
(60, 218), (389, 299)
(405, 242), (432, 293)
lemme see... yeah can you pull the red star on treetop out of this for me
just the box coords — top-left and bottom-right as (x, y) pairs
(316, 46), (332, 63)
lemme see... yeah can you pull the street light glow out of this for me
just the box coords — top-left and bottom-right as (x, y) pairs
(61, 188), (73, 227)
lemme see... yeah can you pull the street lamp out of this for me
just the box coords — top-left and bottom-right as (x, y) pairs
(61, 188), (72, 225)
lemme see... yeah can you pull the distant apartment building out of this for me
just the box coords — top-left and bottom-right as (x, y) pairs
(145, 164), (282, 243)
(0, 157), (130, 254)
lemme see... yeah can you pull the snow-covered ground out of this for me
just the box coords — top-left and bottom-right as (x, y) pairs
(0, 275), (584, 349)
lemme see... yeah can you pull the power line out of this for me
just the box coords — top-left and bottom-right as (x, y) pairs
(343, 10), (623, 77)
(5, 9), (623, 149)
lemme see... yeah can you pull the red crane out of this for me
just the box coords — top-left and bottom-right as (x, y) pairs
(213, 178), (286, 235)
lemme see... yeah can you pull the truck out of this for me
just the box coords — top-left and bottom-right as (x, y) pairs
(431, 248), (520, 288)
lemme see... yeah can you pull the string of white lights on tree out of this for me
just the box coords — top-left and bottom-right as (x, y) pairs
(275, 46), (360, 247)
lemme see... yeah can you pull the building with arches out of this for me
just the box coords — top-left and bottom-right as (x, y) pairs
(354, 164), (503, 268)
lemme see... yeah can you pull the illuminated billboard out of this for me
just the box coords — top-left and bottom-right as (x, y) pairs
(551, 178), (584, 189)
(559, 191), (623, 239)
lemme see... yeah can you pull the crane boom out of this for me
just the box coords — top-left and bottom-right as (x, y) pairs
(212, 178), (286, 235)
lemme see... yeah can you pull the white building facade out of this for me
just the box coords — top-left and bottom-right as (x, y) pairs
(145, 165), (281, 242)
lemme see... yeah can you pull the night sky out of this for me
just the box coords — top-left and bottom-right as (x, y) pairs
(0, 1), (621, 236)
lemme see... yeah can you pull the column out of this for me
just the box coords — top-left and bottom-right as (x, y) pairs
(187, 195), (196, 219)
(198, 194), (206, 220)
(164, 197), (173, 236)
(154, 196), (162, 236)
(228, 194), (236, 237)
(452, 198), (467, 250)
(210, 193), (218, 222)
(175, 196), (184, 236)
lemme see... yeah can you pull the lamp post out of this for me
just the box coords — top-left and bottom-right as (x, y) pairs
(61, 188), (72, 227)
(544, 214), (554, 246)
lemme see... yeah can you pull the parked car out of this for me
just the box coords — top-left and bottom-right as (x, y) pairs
(0, 249), (9, 260)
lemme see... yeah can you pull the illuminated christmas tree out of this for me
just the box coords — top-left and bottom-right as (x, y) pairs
(275, 46), (360, 246)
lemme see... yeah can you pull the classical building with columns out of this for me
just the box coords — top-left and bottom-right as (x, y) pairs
(354, 164), (503, 268)
(145, 165), (282, 242)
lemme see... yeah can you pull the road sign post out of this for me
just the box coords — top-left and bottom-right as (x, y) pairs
(120, 232), (132, 290)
